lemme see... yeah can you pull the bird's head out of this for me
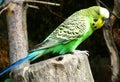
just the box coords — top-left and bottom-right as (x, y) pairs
(89, 6), (110, 30)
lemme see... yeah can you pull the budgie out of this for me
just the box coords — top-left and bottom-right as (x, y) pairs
(0, 6), (109, 76)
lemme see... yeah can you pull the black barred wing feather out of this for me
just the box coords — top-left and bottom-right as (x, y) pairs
(30, 13), (90, 52)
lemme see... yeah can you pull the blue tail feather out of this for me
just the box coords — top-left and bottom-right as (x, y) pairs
(0, 50), (44, 76)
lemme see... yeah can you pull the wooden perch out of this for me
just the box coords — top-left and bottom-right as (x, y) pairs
(10, 50), (94, 82)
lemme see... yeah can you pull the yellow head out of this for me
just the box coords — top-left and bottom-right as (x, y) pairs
(91, 6), (110, 30)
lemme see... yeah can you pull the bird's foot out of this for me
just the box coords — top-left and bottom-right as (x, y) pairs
(72, 50), (89, 56)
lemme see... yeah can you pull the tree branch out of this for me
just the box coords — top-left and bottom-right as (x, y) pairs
(0, 0), (60, 14)
(25, 0), (60, 6)
(103, 0), (120, 82)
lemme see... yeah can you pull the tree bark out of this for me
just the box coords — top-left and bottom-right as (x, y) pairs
(11, 50), (94, 82)
(103, 0), (120, 82)
(6, 1), (29, 76)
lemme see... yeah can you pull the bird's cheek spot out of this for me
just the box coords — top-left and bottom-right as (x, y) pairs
(56, 56), (63, 61)
(92, 23), (95, 26)
(94, 26), (97, 29)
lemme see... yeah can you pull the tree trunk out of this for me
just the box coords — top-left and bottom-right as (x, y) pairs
(103, 0), (120, 82)
(11, 50), (94, 82)
(6, 1), (29, 76)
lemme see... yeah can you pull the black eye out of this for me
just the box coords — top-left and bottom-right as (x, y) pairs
(94, 18), (98, 22)
(102, 17), (107, 21)
(94, 26), (97, 28)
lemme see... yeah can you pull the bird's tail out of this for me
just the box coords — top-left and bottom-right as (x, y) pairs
(0, 50), (45, 76)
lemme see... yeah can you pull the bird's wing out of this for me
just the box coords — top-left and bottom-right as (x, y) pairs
(30, 14), (90, 52)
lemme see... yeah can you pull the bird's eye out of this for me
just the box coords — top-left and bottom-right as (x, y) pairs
(94, 18), (98, 22)
(102, 17), (107, 21)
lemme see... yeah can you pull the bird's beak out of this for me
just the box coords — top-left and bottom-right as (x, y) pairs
(102, 17), (108, 21)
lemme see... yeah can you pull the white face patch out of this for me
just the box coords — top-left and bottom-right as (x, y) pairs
(100, 7), (110, 18)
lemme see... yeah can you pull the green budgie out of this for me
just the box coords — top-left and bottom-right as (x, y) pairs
(0, 6), (109, 76)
